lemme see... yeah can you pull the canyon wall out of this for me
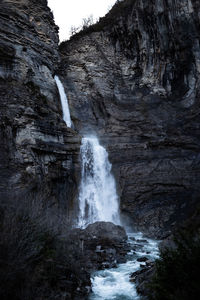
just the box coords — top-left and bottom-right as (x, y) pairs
(0, 0), (80, 227)
(0, 0), (199, 238)
(59, 0), (200, 237)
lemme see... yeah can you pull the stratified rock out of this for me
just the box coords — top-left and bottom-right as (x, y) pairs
(0, 0), (81, 228)
(59, 0), (200, 238)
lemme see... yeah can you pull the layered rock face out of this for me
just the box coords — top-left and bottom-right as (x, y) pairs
(59, 0), (200, 237)
(0, 0), (80, 226)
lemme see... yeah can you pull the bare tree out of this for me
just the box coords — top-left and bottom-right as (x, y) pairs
(69, 25), (80, 36)
(82, 14), (94, 29)
(69, 14), (95, 38)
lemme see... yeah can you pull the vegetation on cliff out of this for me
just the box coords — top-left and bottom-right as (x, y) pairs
(59, 0), (134, 48)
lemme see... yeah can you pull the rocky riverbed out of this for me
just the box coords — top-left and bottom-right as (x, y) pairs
(50, 222), (159, 300)
(89, 232), (159, 299)
(61, 221), (130, 299)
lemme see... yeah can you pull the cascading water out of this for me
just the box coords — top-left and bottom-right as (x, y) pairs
(78, 136), (120, 228)
(76, 138), (160, 300)
(76, 137), (159, 299)
(90, 233), (159, 300)
(54, 75), (72, 127)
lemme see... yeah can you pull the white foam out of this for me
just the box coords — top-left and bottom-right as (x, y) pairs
(78, 136), (120, 227)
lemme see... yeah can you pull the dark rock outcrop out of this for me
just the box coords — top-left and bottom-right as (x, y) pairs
(0, 0), (81, 227)
(130, 262), (155, 299)
(59, 0), (200, 238)
(66, 222), (129, 272)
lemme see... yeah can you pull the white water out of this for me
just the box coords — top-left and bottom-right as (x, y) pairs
(54, 75), (72, 127)
(78, 136), (120, 228)
(90, 232), (159, 300)
(77, 136), (159, 299)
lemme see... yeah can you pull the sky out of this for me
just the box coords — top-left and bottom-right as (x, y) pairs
(47, 0), (117, 42)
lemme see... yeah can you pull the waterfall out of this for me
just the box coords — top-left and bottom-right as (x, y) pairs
(78, 136), (120, 228)
(54, 75), (72, 127)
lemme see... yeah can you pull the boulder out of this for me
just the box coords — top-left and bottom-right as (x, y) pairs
(66, 222), (129, 272)
(137, 257), (149, 262)
(130, 262), (155, 297)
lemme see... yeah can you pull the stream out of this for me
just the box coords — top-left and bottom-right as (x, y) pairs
(90, 232), (159, 300)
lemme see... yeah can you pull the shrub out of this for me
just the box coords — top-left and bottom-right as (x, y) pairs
(0, 211), (57, 300)
(0, 205), (91, 300)
(149, 230), (200, 300)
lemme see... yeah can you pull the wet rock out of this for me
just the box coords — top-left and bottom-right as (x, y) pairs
(136, 239), (148, 243)
(137, 257), (149, 262)
(145, 260), (153, 266)
(130, 263), (155, 297)
(85, 221), (127, 243)
(132, 244), (145, 251)
(130, 268), (149, 283)
(66, 222), (129, 273)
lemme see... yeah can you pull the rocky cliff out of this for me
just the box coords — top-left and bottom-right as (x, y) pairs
(0, 0), (199, 239)
(0, 0), (80, 227)
(1, 0), (200, 298)
(59, 0), (200, 237)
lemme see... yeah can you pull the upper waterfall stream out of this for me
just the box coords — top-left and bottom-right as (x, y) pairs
(78, 136), (120, 228)
(54, 75), (72, 127)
